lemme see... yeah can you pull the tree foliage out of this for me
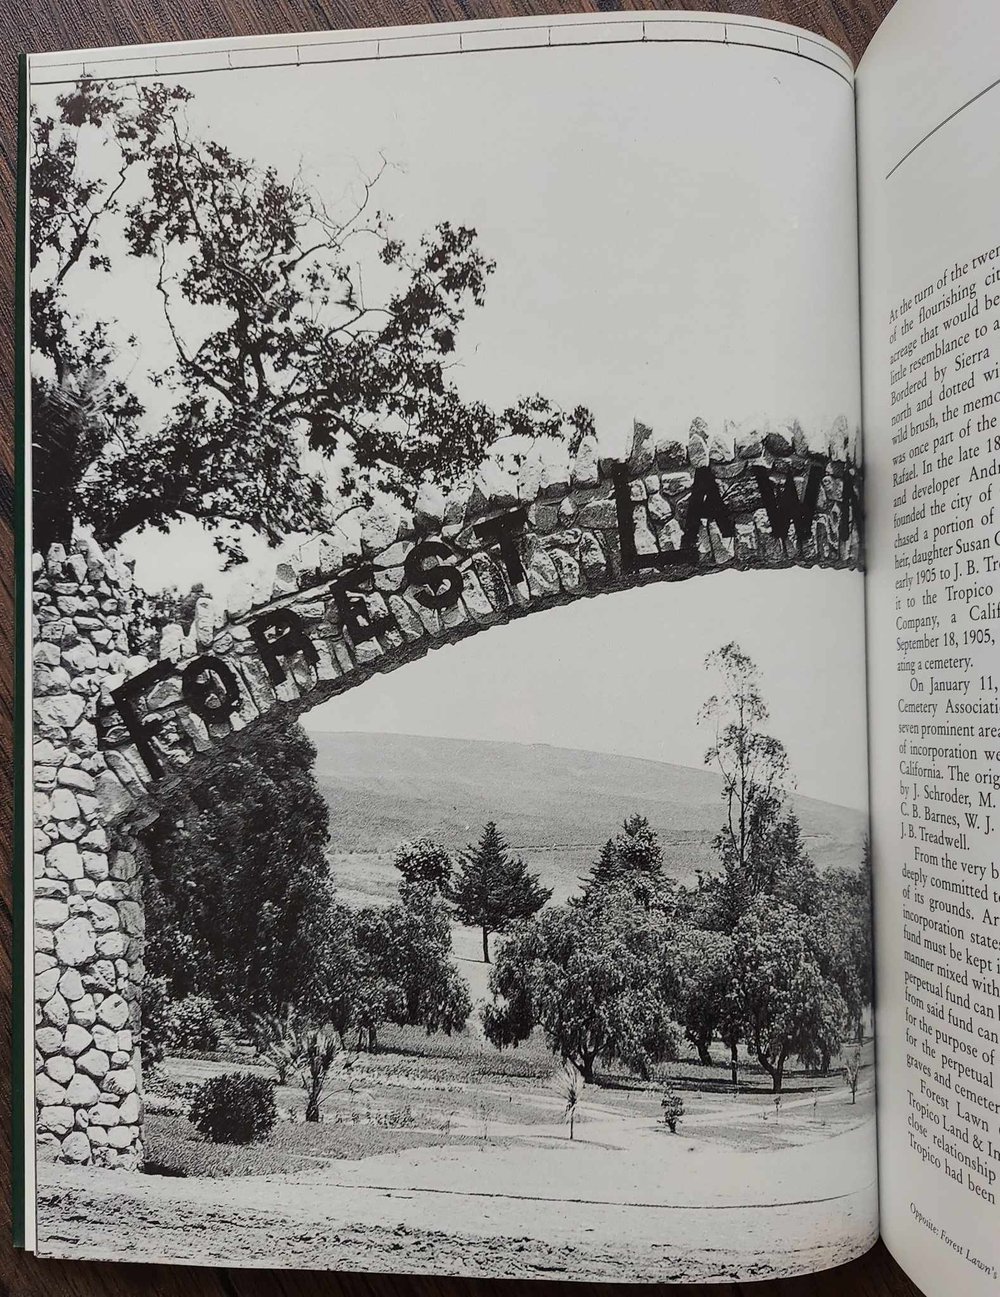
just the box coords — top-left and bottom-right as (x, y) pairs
(728, 900), (848, 1092)
(811, 852), (873, 1048)
(447, 821), (551, 962)
(139, 974), (171, 1070)
(336, 876), (470, 1052)
(476, 645), (871, 1094)
(393, 837), (453, 894)
(143, 716), (340, 1024)
(357, 886), (471, 1040)
(483, 886), (678, 1082)
(168, 994), (222, 1053)
(699, 642), (793, 927)
(31, 77), (591, 559)
(583, 813), (668, 910)
(671, 927), (735, 1066)
(685, 642), (870, 1084)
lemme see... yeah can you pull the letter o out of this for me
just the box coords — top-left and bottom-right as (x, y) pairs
(181, 655), (242, 725)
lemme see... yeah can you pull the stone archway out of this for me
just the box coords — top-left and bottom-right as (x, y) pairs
(31, 416), (862, 1166)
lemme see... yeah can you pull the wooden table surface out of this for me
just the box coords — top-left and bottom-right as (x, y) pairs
(0, 1), (923, 1294)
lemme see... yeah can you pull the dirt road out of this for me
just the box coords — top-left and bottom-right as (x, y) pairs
(36, 1100), (877, 1279)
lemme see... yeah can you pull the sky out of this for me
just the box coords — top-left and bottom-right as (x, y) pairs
(302, 567), (869, 814)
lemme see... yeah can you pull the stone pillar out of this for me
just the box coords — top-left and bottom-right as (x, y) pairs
(32, 531), (147, 1168)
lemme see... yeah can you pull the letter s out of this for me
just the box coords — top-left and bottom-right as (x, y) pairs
(404, 539), (464, 609)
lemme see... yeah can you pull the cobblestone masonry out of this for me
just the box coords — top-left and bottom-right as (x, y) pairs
(33, 537), (146, 1168)
(31, 414), (862, 1164)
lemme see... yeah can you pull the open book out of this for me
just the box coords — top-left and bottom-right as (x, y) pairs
(12, 0), (1000, 1288)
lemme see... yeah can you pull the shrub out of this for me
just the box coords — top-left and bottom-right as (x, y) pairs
(189, 1072), (277, 1145)
(169, 995), (222, 1053)
(559, 1059), (583, 1140)
(250, 1006), (301, 1085)
(295, 1025), (344, 1122)
(661, 1089), (684, 1133)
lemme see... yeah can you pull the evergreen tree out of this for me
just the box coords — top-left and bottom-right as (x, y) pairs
(584, 814), (665, 909)
(143, 717), (338, 1025)
(447, 822), (551, 962)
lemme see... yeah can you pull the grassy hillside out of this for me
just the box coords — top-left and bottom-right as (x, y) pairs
(309, 730), (866, 915)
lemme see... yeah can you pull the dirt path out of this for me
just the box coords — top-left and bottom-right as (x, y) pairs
(681, 1075), (873, 1127)
(36, 1100), (878, 1278)
(37, 1176), (875, 1281)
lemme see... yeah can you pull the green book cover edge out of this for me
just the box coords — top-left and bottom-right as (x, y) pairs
(13, 48), (29, 1252)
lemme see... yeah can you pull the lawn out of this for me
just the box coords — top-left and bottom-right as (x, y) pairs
(143, 1112), (489, 1177)
(145, 1024), (874, 1182)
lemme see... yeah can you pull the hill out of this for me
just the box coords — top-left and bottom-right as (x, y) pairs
(308, 730), (866, 912)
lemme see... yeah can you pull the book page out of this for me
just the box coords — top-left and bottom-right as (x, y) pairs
(858, 2), (1000, 1292)
(20, 13), (875, 1278)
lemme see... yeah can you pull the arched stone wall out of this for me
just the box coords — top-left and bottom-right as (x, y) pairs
(31, 415), (863, 1165)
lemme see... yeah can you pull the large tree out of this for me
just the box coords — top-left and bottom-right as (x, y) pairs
(671, 927), (736, 1067)
(699, 642), (793, 927)
(365, 885), (471, 1037)
(729, 900), (847, 1092)
(483, 886), (678, 1083)
(30, 77), (590, 559)
(811, 849), (874, 1052)
(447, 821), (551, 962)
(693, 642), (795, 1077)
(143, 716), (342, 1025)
(343, 878), (470, 1052)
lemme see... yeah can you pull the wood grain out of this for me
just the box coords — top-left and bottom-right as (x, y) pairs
(0, 2), (920, 1295)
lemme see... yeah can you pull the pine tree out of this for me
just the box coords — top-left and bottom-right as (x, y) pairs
(584, 814), (664, 908)
(447, 822), (551, 962)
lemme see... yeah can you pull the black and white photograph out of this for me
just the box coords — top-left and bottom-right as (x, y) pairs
(23, 13), (875, 1282)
